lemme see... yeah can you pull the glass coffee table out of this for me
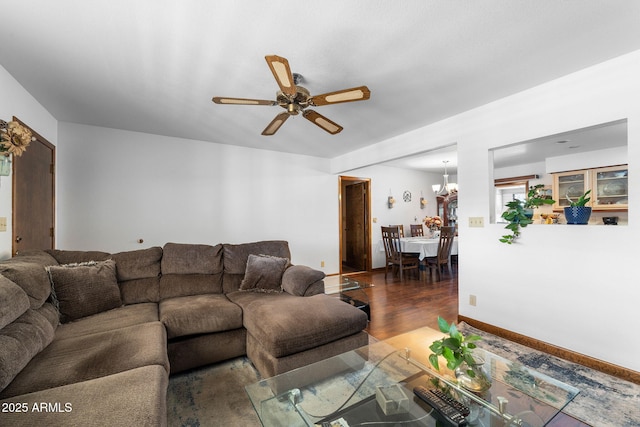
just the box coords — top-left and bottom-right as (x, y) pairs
(323, 275), (372, 320)
(245, 327), (579, 427)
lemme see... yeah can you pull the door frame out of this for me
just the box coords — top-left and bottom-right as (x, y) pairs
(12, 117), (56, 256)
(338, 175), (372, 274)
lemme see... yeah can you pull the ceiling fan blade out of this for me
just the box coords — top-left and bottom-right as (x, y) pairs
(310, 86), (371, 106)
(265, 55), (297, 97)
(212, 97), (275, 106)
(302, 110), (343, 135)
(262, 112), (290, 136)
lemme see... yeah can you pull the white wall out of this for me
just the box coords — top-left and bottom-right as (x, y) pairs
(331, 50), (640, 372)
(0, 65), (58, 260)
(56, 123), (340, 272)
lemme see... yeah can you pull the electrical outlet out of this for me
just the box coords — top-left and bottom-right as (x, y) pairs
(320, 261), (325, 268)
(469, 295), (477, 306)
(0, 217), (6, 232)
(469, 217), (484, 227)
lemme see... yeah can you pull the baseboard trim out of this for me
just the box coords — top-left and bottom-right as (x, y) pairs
(458, 315), (640, 385)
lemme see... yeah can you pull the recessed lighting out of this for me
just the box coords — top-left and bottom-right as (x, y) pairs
(556, 140), (570, 144)
(568, 145), (580, 149)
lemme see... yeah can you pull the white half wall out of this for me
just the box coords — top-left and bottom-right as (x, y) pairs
(332, 50), (640, 372)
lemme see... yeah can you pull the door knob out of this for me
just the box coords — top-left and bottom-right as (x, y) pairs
(15, 236), (22, 243)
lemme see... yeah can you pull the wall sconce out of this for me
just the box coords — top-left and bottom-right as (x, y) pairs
(387, 189), (395, 209)
(420, 191), (427, 209)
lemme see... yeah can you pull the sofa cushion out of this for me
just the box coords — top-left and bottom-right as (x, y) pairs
(0, 275), (30, 329)
(112, 247), (163, 304)
(46, 260), (122, 323)
(160, 274), (223, 299)
(0, 253), (58, 309)
(0, 365), (168, 427)
(161, 243), (223, 275)
(281, 265), (325, 296)
(120, 277), (161, 304)
(0, 321), (168, 399)
(228, 292), (368, 358)
(46, 249), (111, 265)
(54, 303), (159, 340)
(160, 294), (242, 339)
(111, 246), (162, 281)
(239, 254), (288, 293)
(0, 303), (58, 393)
(222, 241), (291, 293)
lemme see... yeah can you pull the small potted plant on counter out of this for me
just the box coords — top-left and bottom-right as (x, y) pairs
(564, 190), (592, 224)
(499, 184), (555, 244)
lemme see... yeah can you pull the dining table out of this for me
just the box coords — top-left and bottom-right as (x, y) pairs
(378, 236), (458, 260)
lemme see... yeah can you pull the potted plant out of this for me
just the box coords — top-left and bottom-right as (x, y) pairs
(428, 317), (491, 391)
(499, 184), (555, 244)
(564, 189), (592, 224)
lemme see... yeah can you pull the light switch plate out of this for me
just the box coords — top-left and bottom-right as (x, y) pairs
(469, 217), (484, 227)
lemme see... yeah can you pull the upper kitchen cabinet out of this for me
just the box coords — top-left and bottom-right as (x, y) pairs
(553, 165), (627, 211)
(592, 165), (628, 210)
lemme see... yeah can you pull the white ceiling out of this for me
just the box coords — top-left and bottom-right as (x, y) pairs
(1, 1), (639, 166)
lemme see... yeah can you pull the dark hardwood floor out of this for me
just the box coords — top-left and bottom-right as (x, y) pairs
(343, 267), (591, 427)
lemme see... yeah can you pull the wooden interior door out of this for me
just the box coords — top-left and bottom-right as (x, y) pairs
(12, 118), (55, 255)
(344, 181), (368, 271)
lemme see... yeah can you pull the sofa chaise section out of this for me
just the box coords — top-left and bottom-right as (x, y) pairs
(0, 365), (168, 427)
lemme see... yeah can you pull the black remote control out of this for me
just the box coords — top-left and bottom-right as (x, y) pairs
(413, 386), (469, 427)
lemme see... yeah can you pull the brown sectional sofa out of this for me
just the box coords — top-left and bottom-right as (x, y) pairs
(0, 240), (369, 426)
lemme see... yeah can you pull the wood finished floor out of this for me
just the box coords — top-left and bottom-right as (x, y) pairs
(345, 267), (591, 427)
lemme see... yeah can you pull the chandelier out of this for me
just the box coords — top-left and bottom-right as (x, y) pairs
(432, 160), (458, 196)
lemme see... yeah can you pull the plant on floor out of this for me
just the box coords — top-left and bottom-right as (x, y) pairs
(499, 184), (555, 244)
(428, 316), (482, 377)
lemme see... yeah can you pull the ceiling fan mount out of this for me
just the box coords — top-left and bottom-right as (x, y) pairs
(212, 55), (370, 136)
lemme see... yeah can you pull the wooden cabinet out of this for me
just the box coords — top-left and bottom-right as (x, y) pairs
(553, 165), (627, 211)
(553, 170), (589, 210)
(592, 165), (628, 210)
(437, 194), (458, 226)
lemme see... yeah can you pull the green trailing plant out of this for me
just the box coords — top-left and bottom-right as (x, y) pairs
(499, 184), (555, 244)
(429, 316), (482, 377)
(566, 189), (591, 207)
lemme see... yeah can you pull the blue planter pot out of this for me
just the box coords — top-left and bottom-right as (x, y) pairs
(564, 206), (592, 224)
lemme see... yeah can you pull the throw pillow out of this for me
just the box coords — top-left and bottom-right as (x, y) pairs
(46, 260), (122, 323)
(281, 265), (326, 296)
(239, 254), (289, 293)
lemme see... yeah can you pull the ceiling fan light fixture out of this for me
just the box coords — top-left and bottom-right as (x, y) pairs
(214, 55), (369, 136)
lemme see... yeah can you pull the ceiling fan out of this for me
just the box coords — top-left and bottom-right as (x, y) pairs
(212, 55), (370, 136)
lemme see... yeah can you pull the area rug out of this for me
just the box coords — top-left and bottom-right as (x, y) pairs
(458, 322), (640, 427)
(167, 329), (639, 427)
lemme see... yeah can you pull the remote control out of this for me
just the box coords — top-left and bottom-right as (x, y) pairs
(413, 386), (469, 426)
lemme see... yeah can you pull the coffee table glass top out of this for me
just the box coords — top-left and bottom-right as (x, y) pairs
(323, 275), (374, 294)
(245, 327), (579, 427)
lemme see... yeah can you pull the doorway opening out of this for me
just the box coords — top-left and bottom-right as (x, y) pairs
(339, 176), (371, 274)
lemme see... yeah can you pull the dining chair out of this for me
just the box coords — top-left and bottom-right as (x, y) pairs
(381, 226), (420, 281)
(424, 226), (455, 281)
(389, 224), (404, 237)
(410, 224), (424, 237)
